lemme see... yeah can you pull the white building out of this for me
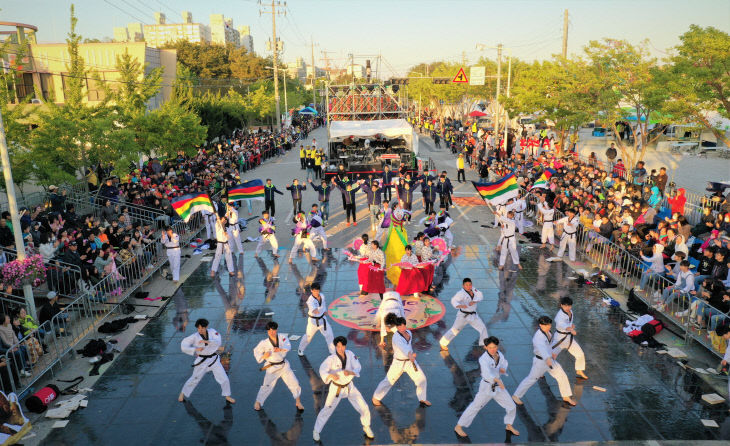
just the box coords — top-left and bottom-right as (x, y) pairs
(238, 26), (254, 54)
(210, 14), (239, 46)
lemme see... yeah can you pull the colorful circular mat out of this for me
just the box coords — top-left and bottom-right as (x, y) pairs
(328, 291), (446, 331)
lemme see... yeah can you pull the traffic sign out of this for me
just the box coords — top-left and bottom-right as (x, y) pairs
(452, 67), (469, 83)
(470, 66), (485, 86)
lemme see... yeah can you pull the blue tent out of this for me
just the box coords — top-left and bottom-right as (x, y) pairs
(299, 107), (318, 115)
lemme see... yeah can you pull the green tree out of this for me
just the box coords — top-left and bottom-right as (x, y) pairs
(135, 100), (207, 159)
(667, 25), (730, 147)
(585, 39), (671, 169)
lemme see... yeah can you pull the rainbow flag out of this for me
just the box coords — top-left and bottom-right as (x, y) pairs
(531, 168), (556, 190)
(228, 180), (264, 202)
(472, 174), (519, 205)
(171, 193), (215, 223)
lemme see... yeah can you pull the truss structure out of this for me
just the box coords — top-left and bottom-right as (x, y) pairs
(326, 83), (406, 121)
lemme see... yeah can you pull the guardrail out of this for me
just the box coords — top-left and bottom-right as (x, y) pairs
(523, 192), (725, 359)
(0, 247), (83, 301)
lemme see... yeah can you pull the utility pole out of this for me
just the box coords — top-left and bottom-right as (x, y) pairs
(260, 0), (286, 131)
(562, 9), (569, 58)
(0, 109), (35, 319)
(494, 44), (502, 144)
(504, 48), (512, 153)
(282, 69), (288, 120)
(310, 37), (318, 109)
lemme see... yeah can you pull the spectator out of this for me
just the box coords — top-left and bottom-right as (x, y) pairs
(667, 188), (687, 215)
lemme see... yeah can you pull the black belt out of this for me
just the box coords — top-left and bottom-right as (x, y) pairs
(564, 231), (576, 238)
(459, 309), (477, 315)
(192, 353), (218, 368)
(483, 378), (499, 392)
(554, 330), (574, 348)
(535, 354), (553, 369)
(166, 246), (180, 249)
(218, 241), (228, 244)
(395, 358), (418, 372)
(309, 314), (327, 330)
(503, 234), (515, 239)
(515, 210), (523, 214)
(331, 380), (354, 397)
(260, 359), (285, 371)
(544, 220), (553, 223)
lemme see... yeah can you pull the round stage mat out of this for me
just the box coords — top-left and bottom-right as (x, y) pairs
(328, 291), (446, 331)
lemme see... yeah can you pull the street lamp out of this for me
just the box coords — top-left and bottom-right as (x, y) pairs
(475, 44), (513, 148)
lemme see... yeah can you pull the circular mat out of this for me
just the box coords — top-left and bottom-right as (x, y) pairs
(328, 291), (446, 331)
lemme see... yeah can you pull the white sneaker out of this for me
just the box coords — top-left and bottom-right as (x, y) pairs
(363, 426), (374, 439)
(634, 287), (643, 292)
(313, 430), (320, 442)
(297, 350), (304, 356)
(676, 310), (689, 317)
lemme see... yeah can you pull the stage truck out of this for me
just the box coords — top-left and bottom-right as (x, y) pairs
(324, 82), (427, 179)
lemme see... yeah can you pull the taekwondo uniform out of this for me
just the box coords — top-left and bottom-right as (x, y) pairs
(255, 216), (278, 256)
(297, 293), (335, 356)
(457, 350), (516, 428)
(538, 202), (555, 245)
(180, 327), (231, 399)
(203, 207), (215, 240)
(510, 197), (527, 234)
(253, 333), (302, 407)
(308, 210), (328, 249)
(226, 205), (244, 254)
(556, 214), (580, 261)
(552, 308), (586, 372)
(289, 218), (317, 261)
(211, 218), (234, 275)
(373, 329), (428, 402)
(497, 214), (520, 267)
(513, 329), (573, 400)
(437, 211), (455, 247)
(313, 350), (372, 438)
(162, 231), (181, 281)
(439, 287), (488, 349)
(375, 292), (404, 344)
(493, 203), (507, 227)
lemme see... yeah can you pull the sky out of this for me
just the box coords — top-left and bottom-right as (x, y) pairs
(2, 0), (729, 76)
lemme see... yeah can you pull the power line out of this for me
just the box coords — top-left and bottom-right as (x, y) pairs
(119, 0), (154, 22)
(153, 0), (178, 18)
(102, 0), (149, 24)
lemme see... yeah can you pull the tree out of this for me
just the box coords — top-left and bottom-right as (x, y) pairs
(109, 50), (163, 116)
(667, 25), (730, 147)
(507, 57), (598, 154)
(585, 39), (671, 169)
(135, 100), (207, 159)
(28, 5), (136, 186)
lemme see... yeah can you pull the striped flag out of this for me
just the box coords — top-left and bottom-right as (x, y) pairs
(472, 173), (520, 205)
(227, 180), (264, 202)
(531, 168), (556, 190)
(171, 193), (215, 223)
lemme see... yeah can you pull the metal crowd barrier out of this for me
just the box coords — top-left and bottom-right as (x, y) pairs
(523, 192), (725, 358)
(0, 247), (83, 301)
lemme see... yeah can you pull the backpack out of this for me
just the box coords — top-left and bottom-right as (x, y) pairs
(627, 288), (650, 315)
(78, 339), (107, 357)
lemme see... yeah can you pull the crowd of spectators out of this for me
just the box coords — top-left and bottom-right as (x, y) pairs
(413, 113), (730, 337)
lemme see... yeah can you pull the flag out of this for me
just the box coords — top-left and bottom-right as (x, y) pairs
(383, 224), (408, 285)
(472, 174), (520, 205)
(171, 193), (215, 223)
(531, 168), (556, 190)
(228, 180), (264, 202)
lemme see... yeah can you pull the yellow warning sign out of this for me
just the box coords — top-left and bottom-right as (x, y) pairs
(452, 67), (469, 83)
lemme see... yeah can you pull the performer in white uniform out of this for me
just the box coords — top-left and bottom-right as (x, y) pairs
(313, 336), (374, 441)
(203, 206), (215, 240)
(211, 216), (234, 277)
(297, 283), (335, 356)
(255, 211), (279, 257)
(161, 226), (181, 282)
(178, 318), (235, 404)
(225, 202), (244, 254)
(493, 202), (507, 228)
(439, 278), (488, 350)
(436, 205), (455, 248)
(253, 321), (304, 411)
(512, 316), (576, 406)
(555, 208), (579, 262)
(372, 317), (431, 407)
(537, 198), (555, 248)
(289, 213), (318, 263)
(307, 204), (328, 250)
(552, 296), (588, 379)
(455, 336), (520, 437)
(375, 291), (404, 347)
(497, 208), (522, 270)
(509, 193), (527, 234)
(714, 325), (730, 406)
